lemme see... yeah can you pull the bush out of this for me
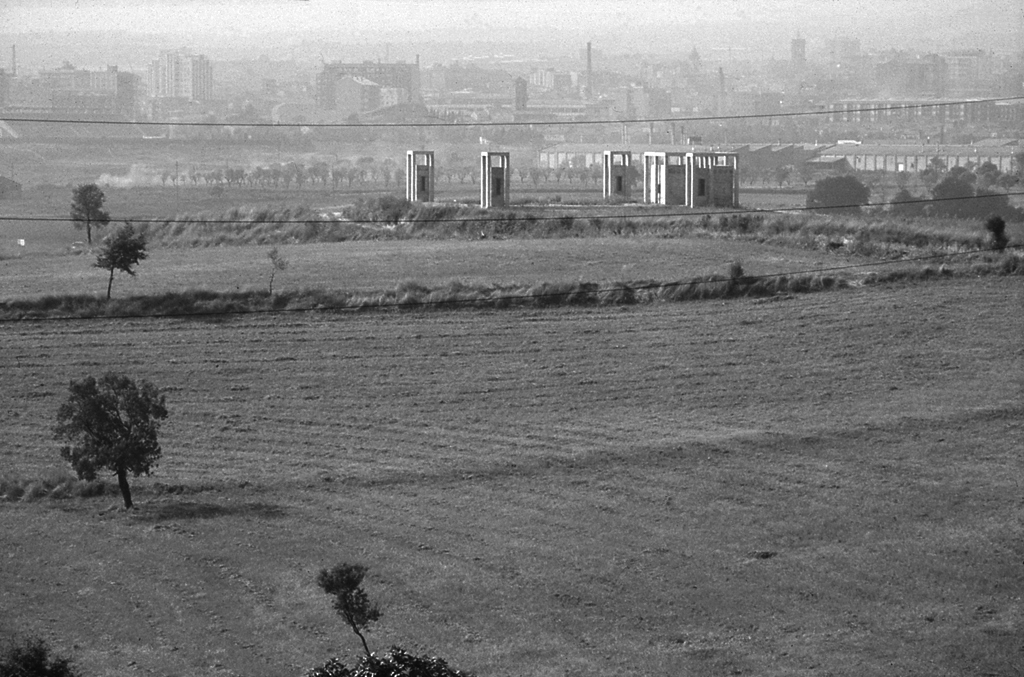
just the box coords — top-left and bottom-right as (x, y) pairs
(0, 637), (80, 677)
(306, 646), (474, 677)
(0, 470), (107, 502)
(985, 215), (1008, 250)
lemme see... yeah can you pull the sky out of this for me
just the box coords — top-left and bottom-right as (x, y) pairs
(1, 0), (1021, 57)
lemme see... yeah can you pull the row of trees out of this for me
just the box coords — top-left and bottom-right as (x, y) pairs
(157, 158), (614, 192)
(806, 168), (1019, 222)
(891, 165), (1019, 220)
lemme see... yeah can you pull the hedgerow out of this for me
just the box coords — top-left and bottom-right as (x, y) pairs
(1, 253), (1019, 321)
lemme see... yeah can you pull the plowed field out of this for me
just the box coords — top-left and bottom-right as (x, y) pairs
(2, 276), (1022, 677)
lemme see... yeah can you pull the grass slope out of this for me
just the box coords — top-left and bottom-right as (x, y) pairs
(1, 277), (1022, 677)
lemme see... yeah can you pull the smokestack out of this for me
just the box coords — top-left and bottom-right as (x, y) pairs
(586, 42), (593, 100)
(11, 45), (15, 77)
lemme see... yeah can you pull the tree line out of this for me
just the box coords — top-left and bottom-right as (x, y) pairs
(156, 155), (623, 192)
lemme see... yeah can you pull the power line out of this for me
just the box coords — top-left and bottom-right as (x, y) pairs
(3, 96), (1023, 129)
(2, 244), (1017, 325)
(4, 190), (1022, 227)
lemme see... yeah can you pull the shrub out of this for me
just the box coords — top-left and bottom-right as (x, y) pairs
(306, 646), (474, 677)
(985, 215), (1008, 251)
(0, 636), (80, 677)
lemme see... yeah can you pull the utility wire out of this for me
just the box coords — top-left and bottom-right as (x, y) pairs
(3, 96), (1022, 128)
(2, 244), (1018, 325)
(4, 190), (1022, 226)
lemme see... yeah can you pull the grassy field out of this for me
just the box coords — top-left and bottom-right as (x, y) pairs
(1, 275), (1022, 677)
(1, 173), (1022, 676)
(0, 235), (857, 301)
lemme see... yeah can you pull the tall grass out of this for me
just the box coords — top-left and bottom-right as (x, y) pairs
(0, 469), (109, 502)
(2, 254), (1019, 321)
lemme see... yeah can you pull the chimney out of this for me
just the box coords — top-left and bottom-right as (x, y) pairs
(586, 42), (593, 99)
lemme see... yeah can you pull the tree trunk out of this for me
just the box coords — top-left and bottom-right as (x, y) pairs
(116, 468), (133, 509)
(86, 220), (92, 245)
(353, 626), (372, 659)
(107, 268), (114, 299)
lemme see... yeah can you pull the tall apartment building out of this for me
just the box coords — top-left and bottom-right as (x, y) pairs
(147, 50), (213, 101)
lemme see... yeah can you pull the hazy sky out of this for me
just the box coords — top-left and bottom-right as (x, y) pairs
(1, 0), (1021, 54)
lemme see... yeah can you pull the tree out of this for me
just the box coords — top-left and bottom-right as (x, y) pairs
(0, 637), (80, 677)
(54, 373), (168, 509)
(94, 223), (148, 299)
(268, 246), (289, 295)
(316, 563), (381, 658)
(70, 183), (111, 245)
(806, 175), (870, 214)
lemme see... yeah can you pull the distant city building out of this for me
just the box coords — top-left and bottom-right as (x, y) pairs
(0, 68), (9, 109)
(825, 98), (998, 124)
(514, 77), (528, 110)
(316, 61), (419, 110)
(791, 38), (807, 66)
(380, 86), (410, 109)
(827, 38), (861, 66)
(876, 55), (948, 97)
(944, 49), (994, 97)
(35, 62), (140, 117)
(817, 142), (1018, 173)
(147, 50), (213, 101)
(336, 76), (381, 115)
(529, 68), (576, 95)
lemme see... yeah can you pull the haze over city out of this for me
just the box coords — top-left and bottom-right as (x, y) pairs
(2, 0), (1021, 69)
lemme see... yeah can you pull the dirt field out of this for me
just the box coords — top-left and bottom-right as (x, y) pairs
(2, 276), (1021, 677)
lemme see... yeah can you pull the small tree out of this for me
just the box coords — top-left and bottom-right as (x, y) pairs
(54, 373), (168, 509)
(985, 215), (1008, 251)
(268, 246), (289, 295)
(70, 183), (111, 245)
(95, 222), (148, 299)
(806, 175), (870, 214)
(316, 563), (381, 658)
